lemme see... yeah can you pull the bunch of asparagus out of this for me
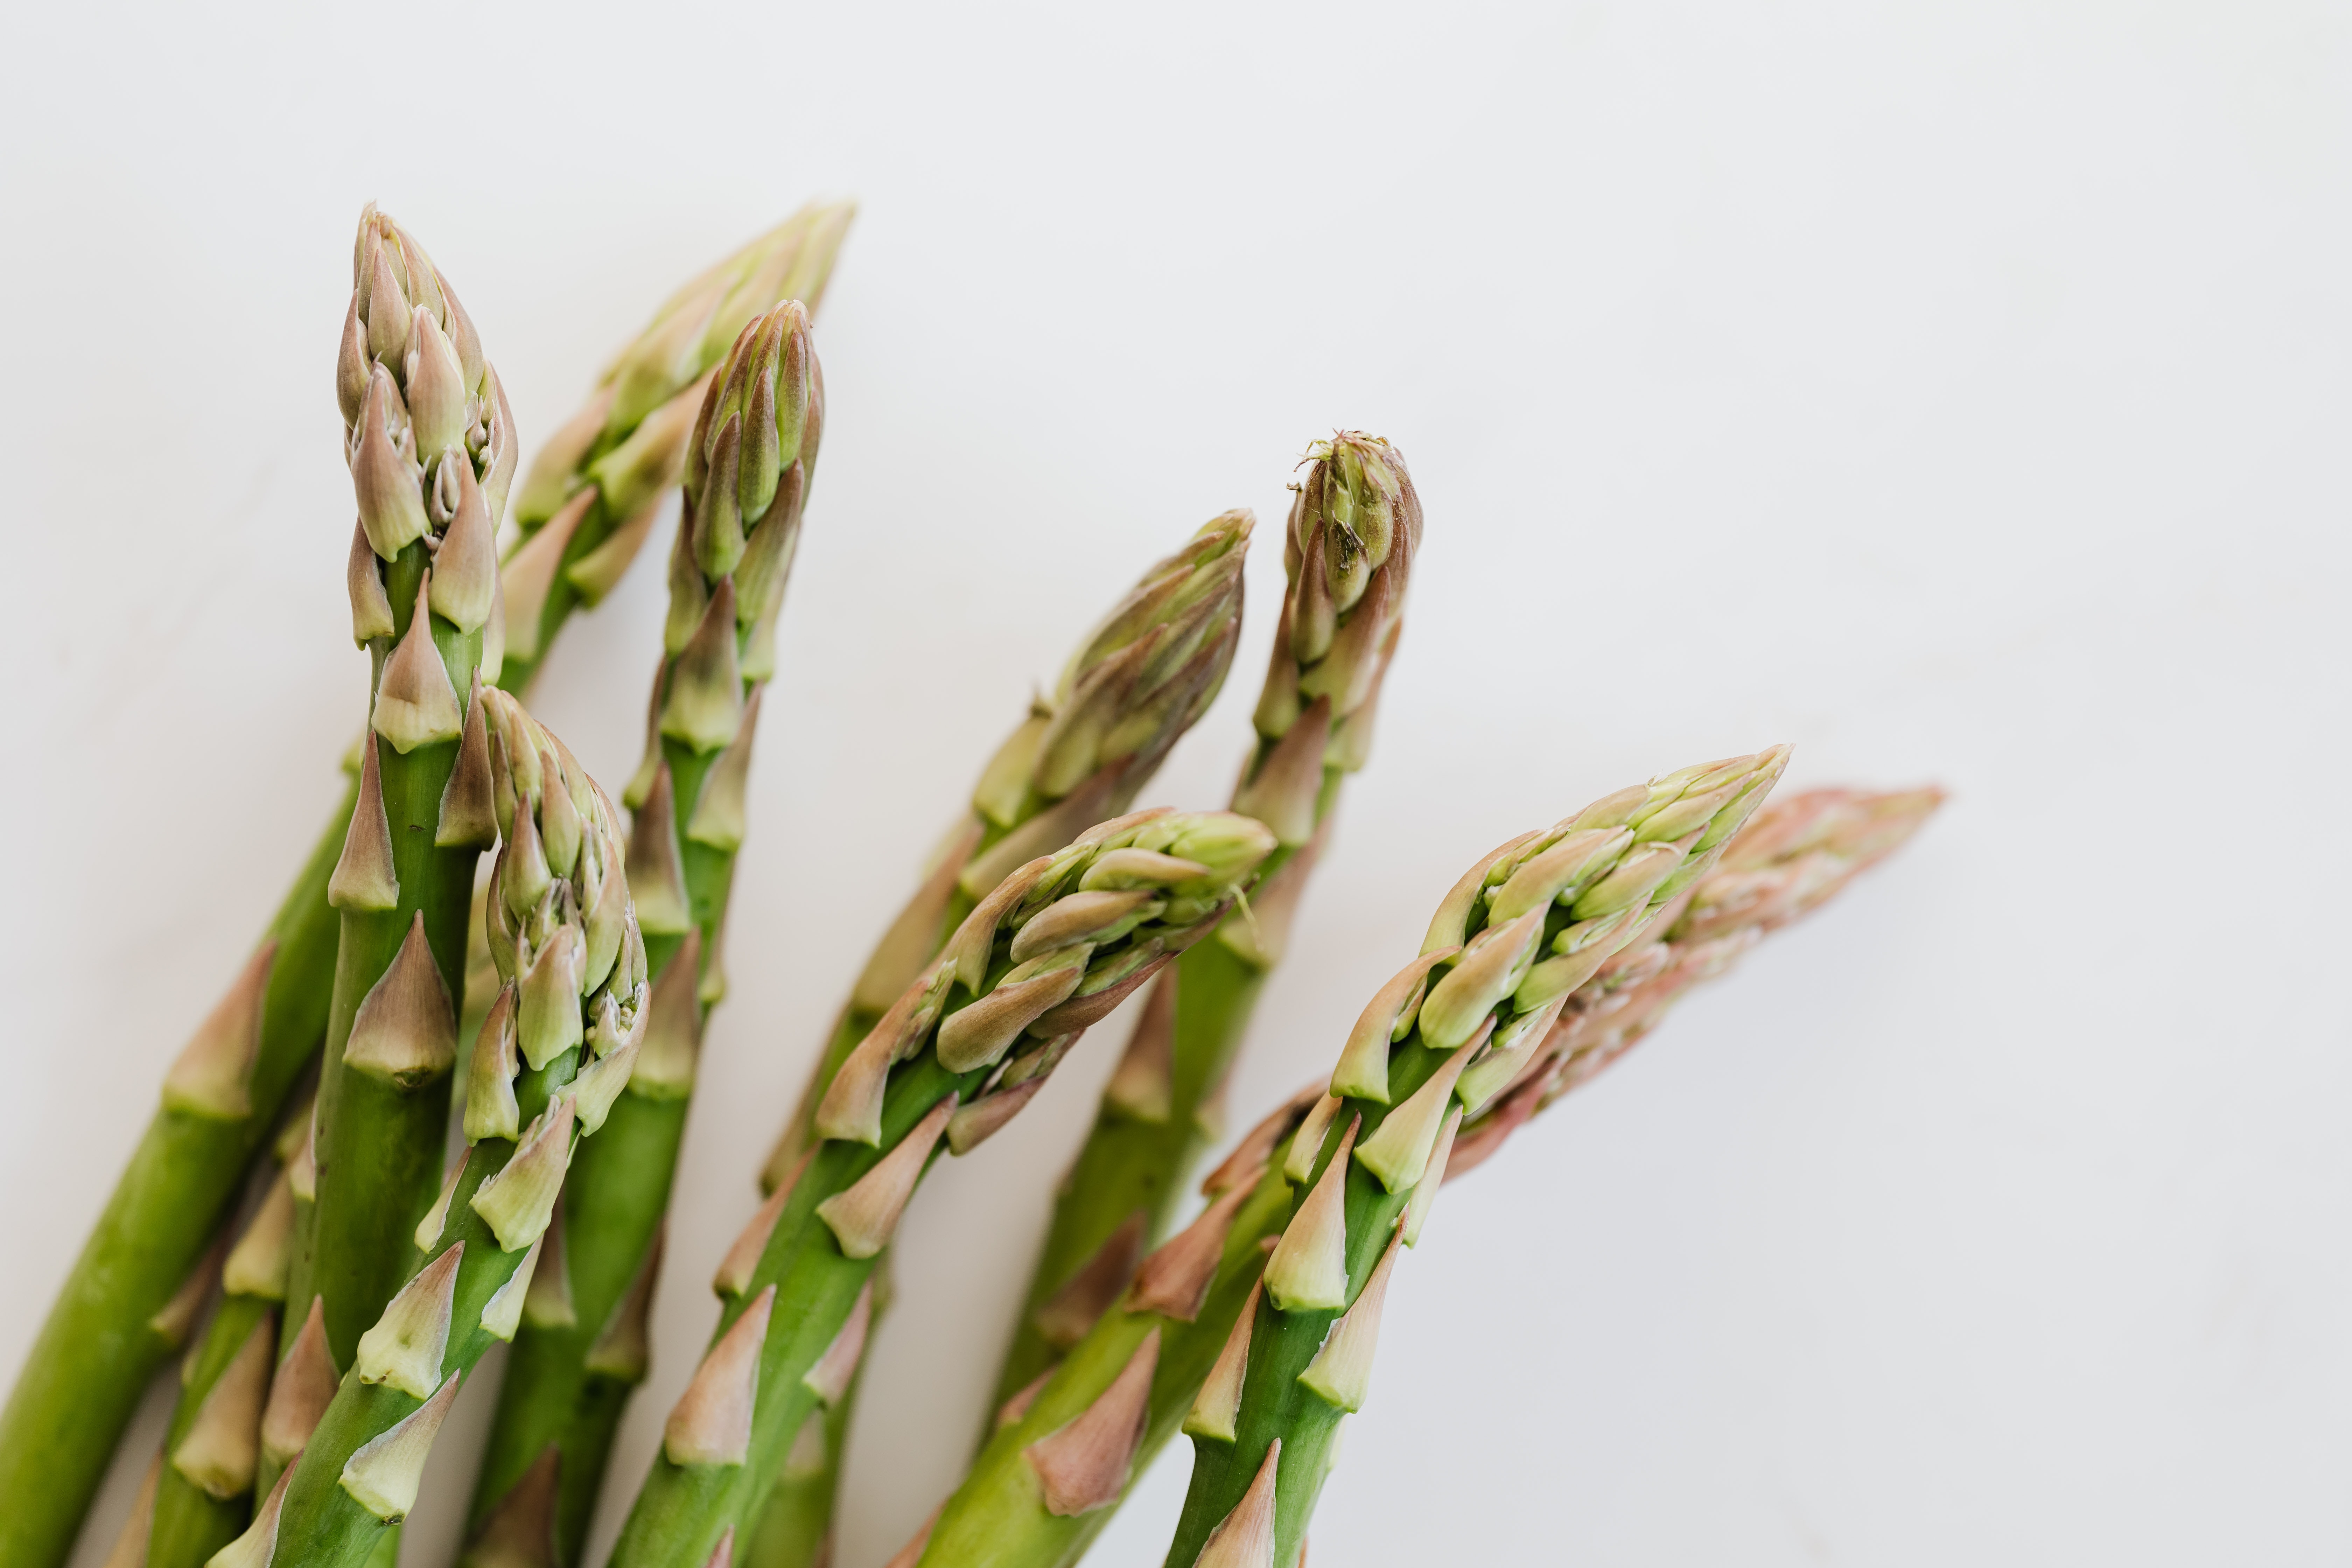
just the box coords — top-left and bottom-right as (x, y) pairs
(0, 199), (1941, 1568)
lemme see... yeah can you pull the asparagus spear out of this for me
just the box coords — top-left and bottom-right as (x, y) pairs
(211, 692), (649, 1568)
(1147, 750), (1792, 1568)
(461, 301), (826, 1567)
(902, 783), (1939, 1568)
(273, 208), (517, 1421)
(604, 810), (1279, 1568)
(732, 510), (1256, 1568)
(497, 201), (854, 695)
(990, 432), (1421, 1419)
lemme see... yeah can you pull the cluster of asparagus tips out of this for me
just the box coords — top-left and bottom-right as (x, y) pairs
(604, 809), (1277, 1568)
(957, 515), (1257, 908)
(338, 204), (514, 668)
(1157, 748), (1789, 1568)
(903, 774), (1942, 1568)
(1444, 784), (1947, 1175)
(499, 201), (854, 690)
(212, 693), (645, 1568)
(460, 299), (825, 1567)
(760, 508), (1255, 1194)
(985, 431), (1421, 1435)
(626, 294), (821, 832)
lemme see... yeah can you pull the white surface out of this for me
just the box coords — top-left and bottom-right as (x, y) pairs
(5, 2), (2348, 1564)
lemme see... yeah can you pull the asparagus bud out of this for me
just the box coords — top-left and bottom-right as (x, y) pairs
(500, 202), (855, 690)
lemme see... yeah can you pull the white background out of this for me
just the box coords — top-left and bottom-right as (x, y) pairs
(4, 2), (2347, 1564)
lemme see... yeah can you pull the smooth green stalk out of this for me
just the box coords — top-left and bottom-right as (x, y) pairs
(1158, 750), (1792, 1568)
(608, 812), (1277, 1568)
(464, 301), (826, 1567)
(231, 692), (649, 1568)
(0, 772), (350, 1568)
(284, 209), (517, 1408)
(731, 512), (1256, 1568)
(299, 558), (482, 1360)
(991, 433), (1421, 1417)
(496, 201), (853, 696)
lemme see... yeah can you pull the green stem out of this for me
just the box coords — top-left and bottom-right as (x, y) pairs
(919, 1153), (1295, 1568)
(465, 1084), (688, 1564)
(0, 782), (350, 1568)
(740, 1346), (870, 1568)
(1159, 1047), (1437, 1568)
(989, 936), (1269, 1412)
(473, 286), (838, 1562)
(273, 1052), (580, 1568)
(288, 542), (485, 1373)
(609, 1060), (982, 1568)
(146, 1293), (279, 1568)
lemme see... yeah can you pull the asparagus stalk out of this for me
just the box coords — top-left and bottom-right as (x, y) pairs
(735, 1258), (892, 1568)
(125, 1102), (313, 1568)
(605, 810), (1279, 1568)
(990, 433), (1421, 1418)
(1147, 750), (1792, 1568)
(907, 1094), (1310, 1568)
(273, 210), (518, 1432)
(733, 510), (1256, 1568)
(461, 301), (826, 1567)
(212, 692), (649, 1568)
(903, 783), (1939, 1568)
(496, 201), (854, 695)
